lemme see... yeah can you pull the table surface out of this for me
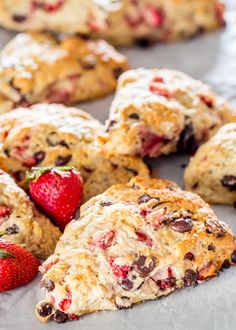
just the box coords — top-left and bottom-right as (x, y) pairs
(1, 2), (236, 330)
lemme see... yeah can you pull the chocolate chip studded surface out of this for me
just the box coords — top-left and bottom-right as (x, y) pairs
(98, 68), (235, 158)
(0, 169), (61, 259)
(185, 123), (236, 205)
(36, 177), (236, 323)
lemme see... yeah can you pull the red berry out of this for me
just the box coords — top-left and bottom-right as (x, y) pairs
(0, 205), (11, 225)
(28, 167), (83, 231)
(143, 5), (164, 28)
(150, 84), (170, 98)
(109, 257), (131, 279)
(91, 230), (115, 250)
(135, 230), (153, 247)
(0, 239), (40, 291)
(200, 94), (213, 108)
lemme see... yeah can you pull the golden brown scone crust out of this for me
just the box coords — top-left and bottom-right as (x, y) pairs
(36, 176), (236, 323)
(0, 103), (149, 201)
(0, 0), (113, 33)
(185, 123), (236, 205)
(93, 0), (225, 46)
(0, 169), (61, 259)
(0, 32), (129, 114)
(99, 68), (236, 157)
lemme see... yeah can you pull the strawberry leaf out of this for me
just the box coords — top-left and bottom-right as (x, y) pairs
(27, 166), (77, 182)
(0, 249), (14, 258)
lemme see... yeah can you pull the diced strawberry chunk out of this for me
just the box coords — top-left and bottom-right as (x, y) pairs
(47, 89), (72, 104)
(140, 209), (152, 218)
(124, 13), (143, 28)
(215, 2), (225, 26)
(153, 76), (164, 83)
(0, 205), (11, 225)
(91, 230), (115, 250)
(42, 258), (59, 274)
(141, 132), (166, 157)
(68, 314), (80, 321)
(135, 230), (153, 247)
(152, 267), (176, 290)
(150, 84), (170, 98)
(197, 262), (216, 281)
(59, 289), (72, 311)
(199, 94), (214, 108)
(109, 257), (131, 279)
(143, 5), (164, 28)
(32, 0), (65, 13)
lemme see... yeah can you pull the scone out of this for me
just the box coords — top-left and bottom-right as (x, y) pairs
(0, 103), (149, 201)
(0, 0), (117, 33)
(0, 32), (129, 114)
(99, 68), (236, 157)
(94, 0), (225, 47)
(0, 169), (61, 259)
(185, 123), (236, 205)
(36, 176), (236, 323)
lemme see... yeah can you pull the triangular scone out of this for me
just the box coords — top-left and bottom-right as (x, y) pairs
(0, 169), (61, 259)
(0, 104), (149, 201)
(185, 123), (236, 205)
(0, 0), (117, 33)
(93, 0), (225, 46)
(0, 32), (129, 114)
(99, 68), (236, 157)
(36, 177), (236, 323)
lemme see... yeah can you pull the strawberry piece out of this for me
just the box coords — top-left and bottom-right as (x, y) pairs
(32, 0), (65, 13)
(149, 84), (170, 98)
(124, 13), (143, 28)
(197, 262), (216, 281)
(152, 267), (176, 290)
(141, 132), (166, 157)
(140, 209), (152, 219)
(0, 205), (11, 225)
(135, 230), (153, 247)
(59, 289), (72, 312)
(153, 76), (164, 83)
(91, 230), (115, 250)
(28, 167), (83, 231)
(199, 94), (214, 108)
(0, 238), (40, 291)
(109, 257), (131, 279)
(68, 314), (80, 321)
(215, 2), (225, 26)
(143, 5), (164, 28)
(47, 89), (72, 104)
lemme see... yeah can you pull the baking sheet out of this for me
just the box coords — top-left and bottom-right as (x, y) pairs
(1, 2), (236, 329)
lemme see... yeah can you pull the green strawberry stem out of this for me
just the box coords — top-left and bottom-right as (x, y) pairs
(0, 249), (14, 258)
(27, 166), (77, 182)
(0, 231), (6, 238)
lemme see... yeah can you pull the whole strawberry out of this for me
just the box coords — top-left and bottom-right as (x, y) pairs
(0, 237), (40, 291)
(28, 167), (83, 231)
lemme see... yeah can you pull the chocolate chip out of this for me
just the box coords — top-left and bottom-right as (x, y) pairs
(183, 269), (198, 287)
(80, 55), (97, 70)
(4, 149), (10, 157)
(105, 120), (117, 132)
(134, 37), (154, 48)
(134, 256), (155, 276)
(12, 14), (27, 23)
(129, 113), (140, 120)
(100, 201), (112, 207)
(132, 184), (141, 190)
(221, 175), (236, 191)
(177, 123), (198, 154)
(170, 218), (193, 233)
(231, 251), (236, 263)
(113, 68), (124, 80)
(55, 155), (71, 166)
(191, 182), (198, 189)
(124, 167), (138, 176)
(53, 310), (68, 324)
(119, 278), (134, 291)
(37, 302), (53, 317)
(40, 278), (55, 292)
(46, 132), (69, 148)
(12, 170), (25, 182)
(138, 194), (151, 204)
(34, 151), (45, 165)
(221, 259), (230, 269)
(207, 244), (215, 252)
(5, 224), (19, 235)
(205, 219), (226, 238)
(184, 252), (194, 261)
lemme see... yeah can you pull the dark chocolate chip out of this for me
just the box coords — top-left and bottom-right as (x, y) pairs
(205, 219), (226, 238)
(119, 278), (134, 291)
(46, 132), (69, 148)
(100, 201), (112, 207)
(184, 252), (195, 261)
(55, 155), (71, 166)
(82, 166), (94, 173)
(80, 55), (97, 70)
(12, 14), (27, 23)
(4, 149), (10, 157)
(207, 244), (216, 252)
(40, 278), (55, 292)
(138, 194), (151, 204)
(170, 218), (193, 233)
(34, 151), (45, 165)
(5, 224), (19, 235)
(37, 302), (53, 317)
(113, 67), (124, 80)
(129, 113), (140, 120)
(124, 167), (138, 176)
(12, 170), (25, 182)
(132, 184), (141, 190)
(221, 259), (230, 269)
(53, 310), (68, 324)
(191, 183), (199, 189)
(134, 37), (154, 48)
(231, 251), (236, 263)
(105, 120), (117, 132)
(177, 123), (198, 155)
(134, 256), (155, 276)
(183, 269), (198, 287)
(221, 175), (236, 191)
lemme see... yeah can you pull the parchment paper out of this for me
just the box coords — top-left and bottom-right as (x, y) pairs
(1, 2), (236, 329)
